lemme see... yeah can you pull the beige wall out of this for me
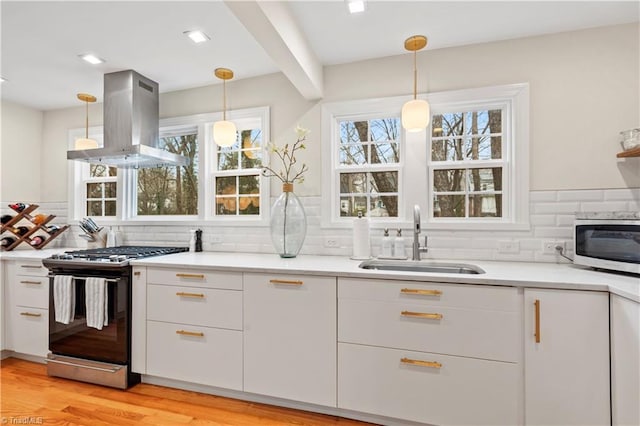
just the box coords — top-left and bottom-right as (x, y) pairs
(0, 101), (44, 202)
(17, 23), (640, 202)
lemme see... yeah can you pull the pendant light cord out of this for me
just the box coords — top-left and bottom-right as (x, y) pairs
(222, 79), (227, 121)
(85, 100), (89, 139)
(413, 47), (417, 100)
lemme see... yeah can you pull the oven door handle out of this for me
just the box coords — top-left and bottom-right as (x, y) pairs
(48, 274), (121, 283)
(46, 358), (123, 373)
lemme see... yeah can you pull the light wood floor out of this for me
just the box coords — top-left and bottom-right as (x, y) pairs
(1, 358), (376, 425)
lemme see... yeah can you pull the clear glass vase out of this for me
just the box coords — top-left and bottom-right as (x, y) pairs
(270, 183), (307, 258)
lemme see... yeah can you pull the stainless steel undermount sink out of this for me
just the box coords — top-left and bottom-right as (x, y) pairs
(358, 260), (485, 274)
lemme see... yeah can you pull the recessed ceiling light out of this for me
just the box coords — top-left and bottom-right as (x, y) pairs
(184, 30), (210, 44)
(79, 53), (105, 65)
(347, 0), (366, 14)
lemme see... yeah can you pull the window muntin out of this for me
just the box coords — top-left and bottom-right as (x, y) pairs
(337, 117), (401, 217)
(137, 128), (199, 216)
(213, 127), (263, 216)
(86, 165), (117, 217)
(430, 108), (505, 219)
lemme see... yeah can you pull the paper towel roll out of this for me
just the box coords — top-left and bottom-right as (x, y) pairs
(351, 215), (371, 260)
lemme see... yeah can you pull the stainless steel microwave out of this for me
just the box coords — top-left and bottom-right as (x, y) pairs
(574, 214), (640, 275)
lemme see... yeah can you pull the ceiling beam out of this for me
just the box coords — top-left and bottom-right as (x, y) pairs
(224, 0), (323, 100)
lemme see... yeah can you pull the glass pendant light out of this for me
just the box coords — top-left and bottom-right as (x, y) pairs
(75, 93), (99, 149)
(401, 35), (430, 132)
(213, 68), (237, 147)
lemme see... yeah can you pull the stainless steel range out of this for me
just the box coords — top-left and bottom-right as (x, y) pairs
(43, 246), (187, 389)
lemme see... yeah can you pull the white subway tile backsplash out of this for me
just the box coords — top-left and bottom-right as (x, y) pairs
(534, 202), (580, 214)
(557, 190), (603, 201)
(11, 188), (636, 264)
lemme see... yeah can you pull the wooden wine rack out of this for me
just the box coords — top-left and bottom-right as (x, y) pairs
(1, 204), (69, 251)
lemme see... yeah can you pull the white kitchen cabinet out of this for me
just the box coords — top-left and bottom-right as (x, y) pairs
(339, 342), (520, 426)
(337, 278), (523, 425)
(243, 273), (336, 407)
(138, 266), (244, 390)
(523, 288), (610, 426)
(610, 294), (640, 426)
(4, 260), (50, 357)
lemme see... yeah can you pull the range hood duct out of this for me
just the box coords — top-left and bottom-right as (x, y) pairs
(67, 70), (190, 169)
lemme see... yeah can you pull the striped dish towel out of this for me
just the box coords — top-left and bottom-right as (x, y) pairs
(53, 275), (75, 324)
(85, 277), (108, 330)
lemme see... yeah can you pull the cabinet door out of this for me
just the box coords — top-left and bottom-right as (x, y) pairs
(243, 273), (336, 407)
(524, 289), (610, 426)
(10, 306), (48, 357)
(610, 294), (640, 426)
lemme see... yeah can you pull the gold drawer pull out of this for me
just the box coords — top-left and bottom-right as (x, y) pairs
(176, 292), (205, 298)
(20, 312), (42, 317)
(134, 271), (141, 276)
(20, 265), (43, 269)
(401, 357), (442, 369)
(176, 330), (204, 337)
(20, 280), (42, 285)
(534, 299), (541, 343)
(401, 288), (442, 296)
(269, 279), (303, 285)
(176, 273), (205, 279)
(401, 311), (443, 320)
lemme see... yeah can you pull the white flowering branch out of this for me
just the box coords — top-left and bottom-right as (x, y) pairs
(262, 125), (310, 184)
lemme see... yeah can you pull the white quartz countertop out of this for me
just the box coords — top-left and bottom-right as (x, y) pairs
(131, 252), (640, 303)
(2, 249), (637, 303)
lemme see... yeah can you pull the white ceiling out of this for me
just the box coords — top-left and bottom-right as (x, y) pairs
(1, 1), (638, 111)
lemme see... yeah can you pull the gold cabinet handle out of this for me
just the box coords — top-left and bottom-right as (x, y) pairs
(401, 288), (442, 296)
(176, 330), (204, 337)
(401, 311), (443, 320)
(269, 279), (303, 285)
(20, 280), (42, 285)
(20, 264), (43, 269)
(401, 357), (442, 369)
(176, 273), (205, 279)
(176, 292), (205, 298)
(534, 299), (541, 343)
(134, 271), (141, 276)
(20, 312), (42, 317)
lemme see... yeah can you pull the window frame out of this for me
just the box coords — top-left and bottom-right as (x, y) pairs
(68, 106), (270, 226)
(321, 84), (529, 231)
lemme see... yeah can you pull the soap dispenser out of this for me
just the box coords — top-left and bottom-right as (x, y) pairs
(394, 228), (405, 258)
(381, 228), (393, 258)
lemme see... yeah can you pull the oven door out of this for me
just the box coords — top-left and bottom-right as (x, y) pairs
(48, 270), (130, 365)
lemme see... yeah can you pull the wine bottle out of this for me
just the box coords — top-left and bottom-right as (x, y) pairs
(1, 236), (16, 247)
(30, 235), (45, 246)
(15, 226), (30, 236)
(9, 203), (28, 212)
(1, 214), (13, 224)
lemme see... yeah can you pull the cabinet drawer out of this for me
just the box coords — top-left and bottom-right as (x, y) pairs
(16, 262), (48, 277)
(147, 284), (242, 330)
(10, 307), (49, 357)
(14, 276), (49, 309)
(338, 343), (520, 426)
(339, 298), (520, 362)
(147, 268), (242, 290)
(146, 321), (242, 390)
(339, 278), (518, 311)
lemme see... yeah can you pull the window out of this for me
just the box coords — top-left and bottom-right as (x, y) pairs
(338, 118), (400, 217)
(430, 109), (504, 219)
(68, 107), (270, 224)
(213, 124), (263, 216)
(322, 84), (529, 230)
(137, 126), (199, 216)
(86, 164), (117, 217)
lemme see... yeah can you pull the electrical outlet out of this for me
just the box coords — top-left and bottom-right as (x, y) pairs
(498, 240), (520, 254)
(543, 240), (566, 254)
(324, 238), (340, 248)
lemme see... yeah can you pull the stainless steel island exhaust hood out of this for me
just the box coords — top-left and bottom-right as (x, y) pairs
(67, 70), (189, 168)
